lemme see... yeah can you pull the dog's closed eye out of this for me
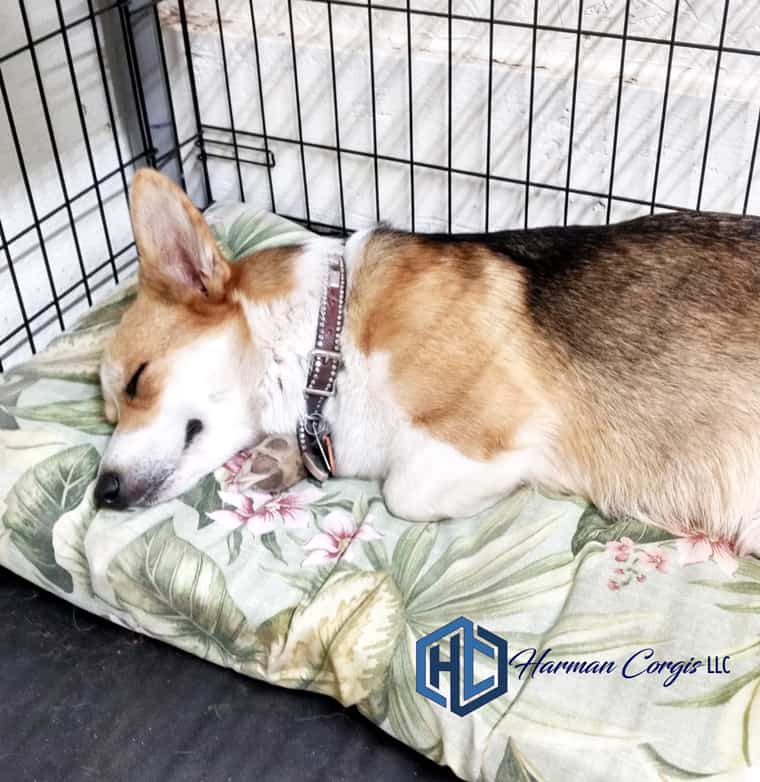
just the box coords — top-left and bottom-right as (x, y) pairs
(185, 418), (203, 449)
(125, 362), (148, 399)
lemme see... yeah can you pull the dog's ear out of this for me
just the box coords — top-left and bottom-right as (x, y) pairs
(130, 168), (230, 303)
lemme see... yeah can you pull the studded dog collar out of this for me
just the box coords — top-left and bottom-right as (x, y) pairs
(297, 250), (347, 482)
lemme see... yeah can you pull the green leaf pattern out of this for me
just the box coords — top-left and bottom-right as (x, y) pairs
(1, 205), (758, 781)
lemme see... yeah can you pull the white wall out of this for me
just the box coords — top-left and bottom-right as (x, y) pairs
(160, 0), (760, 231)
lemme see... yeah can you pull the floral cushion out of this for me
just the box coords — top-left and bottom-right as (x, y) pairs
(1, 204), (759, 782)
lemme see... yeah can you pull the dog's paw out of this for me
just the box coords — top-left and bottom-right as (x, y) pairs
(231, 434), (305, 493)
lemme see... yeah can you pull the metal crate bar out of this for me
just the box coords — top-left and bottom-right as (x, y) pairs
(0, 0), (202, 368)
(1, 0), (759, 371)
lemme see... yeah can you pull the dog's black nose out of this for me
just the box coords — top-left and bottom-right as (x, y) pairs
(94, 472), (123, 509)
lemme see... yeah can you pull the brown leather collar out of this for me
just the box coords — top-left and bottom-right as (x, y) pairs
(297, 250), (346, 481)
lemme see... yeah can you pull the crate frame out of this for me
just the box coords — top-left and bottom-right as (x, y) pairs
(1, 0), (759, 370)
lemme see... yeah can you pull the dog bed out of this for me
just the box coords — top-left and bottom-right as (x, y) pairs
(1, 203), (758, 782)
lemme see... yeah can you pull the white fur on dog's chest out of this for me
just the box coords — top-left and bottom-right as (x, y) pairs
(325, 347), (399, 480)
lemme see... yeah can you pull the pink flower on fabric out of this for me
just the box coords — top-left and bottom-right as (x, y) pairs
(208, 486), (321, 536)
(607, 537), (635, 562)
(302, 511), (383, 566)
(607, 579), (621, 591)
(217, 448), (258, 492)
(642, 548), (671, 573)
(223, 449), (252, 477)
(675, 533), (738, 576)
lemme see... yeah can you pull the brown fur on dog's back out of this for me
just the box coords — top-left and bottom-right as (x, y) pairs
(527, 213), (760, 548)
(348, 230), (549, 459)
(349, 213), (760, 550)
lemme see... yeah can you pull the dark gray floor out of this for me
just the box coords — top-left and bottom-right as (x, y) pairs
(0, 567), (458, 782)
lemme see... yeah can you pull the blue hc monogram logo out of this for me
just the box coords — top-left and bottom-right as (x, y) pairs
(415, 616), (508, 716)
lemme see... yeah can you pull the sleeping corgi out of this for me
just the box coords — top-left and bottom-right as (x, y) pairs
(97, 168), (760, 556)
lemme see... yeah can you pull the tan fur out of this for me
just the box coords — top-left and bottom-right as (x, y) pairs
(541, 227), (760, 551)
(231, 247), (297, 303)
(348, 232), (549, 459)
(347, 218), (760, 551)
(105, 293), (238, 431)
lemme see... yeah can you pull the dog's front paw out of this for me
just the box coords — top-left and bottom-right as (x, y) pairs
(228, 434), (305, 493)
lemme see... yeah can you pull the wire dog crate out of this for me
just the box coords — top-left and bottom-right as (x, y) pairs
(1, 0), (759, 371)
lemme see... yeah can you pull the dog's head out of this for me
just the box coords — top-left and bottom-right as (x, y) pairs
(95, 170), (261, 509)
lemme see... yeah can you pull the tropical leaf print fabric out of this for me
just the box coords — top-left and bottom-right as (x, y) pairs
(0, 204), (758, 781)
